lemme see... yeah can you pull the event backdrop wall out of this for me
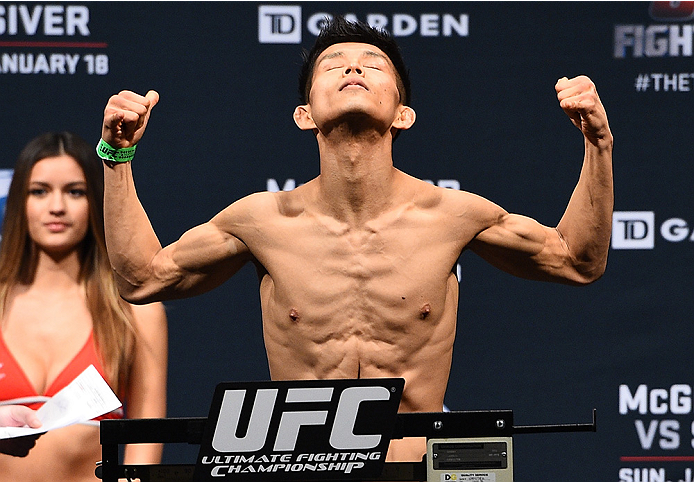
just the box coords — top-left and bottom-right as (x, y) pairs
(1, 2), (693, 481)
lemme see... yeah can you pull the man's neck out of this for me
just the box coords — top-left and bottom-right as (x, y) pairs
(315, 129), (398, 226)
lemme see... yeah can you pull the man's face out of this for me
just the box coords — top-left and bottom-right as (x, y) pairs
(304, 42), (403, 132)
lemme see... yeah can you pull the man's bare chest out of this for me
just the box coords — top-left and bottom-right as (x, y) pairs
(248, 214), (461, 317)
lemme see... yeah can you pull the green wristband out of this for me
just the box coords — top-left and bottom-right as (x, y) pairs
(96, 138), (137, 163)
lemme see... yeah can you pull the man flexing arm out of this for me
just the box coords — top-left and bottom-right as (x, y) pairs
(100, 91), (253, 303)
(468, 75), (613, 284)
(96, 18), (613, 464)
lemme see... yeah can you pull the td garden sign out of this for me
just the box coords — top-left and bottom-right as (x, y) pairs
(194, 379), (404, 481)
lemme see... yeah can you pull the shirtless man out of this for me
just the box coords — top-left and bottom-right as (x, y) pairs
(98, 17), (613, 461)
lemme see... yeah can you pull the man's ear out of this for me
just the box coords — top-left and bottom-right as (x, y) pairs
(293, 105), (316, 130)
(392, 105), (416, 131)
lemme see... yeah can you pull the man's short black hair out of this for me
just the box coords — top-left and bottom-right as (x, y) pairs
(298, 15), (411, 106)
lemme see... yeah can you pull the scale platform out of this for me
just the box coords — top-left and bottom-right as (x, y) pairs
(97, 379), (596, 482)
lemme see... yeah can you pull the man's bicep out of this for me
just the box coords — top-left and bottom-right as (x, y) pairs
(150, 221), (251, 296)
(471, 213), (548, 256)
(175, 221), (249, 268)
(466, 212), (571, 281)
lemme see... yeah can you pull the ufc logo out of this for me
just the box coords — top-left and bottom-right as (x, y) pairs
(211, 386), (391, 452)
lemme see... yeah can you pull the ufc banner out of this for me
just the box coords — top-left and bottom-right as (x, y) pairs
(194, 379), (404, 481)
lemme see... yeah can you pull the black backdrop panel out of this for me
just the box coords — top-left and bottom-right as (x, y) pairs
(2, 2), (694, 481)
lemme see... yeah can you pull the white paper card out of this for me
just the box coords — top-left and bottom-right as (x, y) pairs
(0, 364), (122, 439)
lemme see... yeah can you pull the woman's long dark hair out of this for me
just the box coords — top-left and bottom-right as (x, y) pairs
(0, 132), (135, 393)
